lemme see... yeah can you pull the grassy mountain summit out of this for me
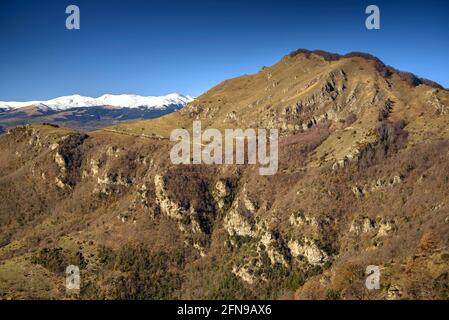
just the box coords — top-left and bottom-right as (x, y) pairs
(112, 49), (449, 156)
(0, 49), (449, 299)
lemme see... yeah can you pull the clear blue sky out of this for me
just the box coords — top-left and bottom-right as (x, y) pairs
(1, 0), (448, 100)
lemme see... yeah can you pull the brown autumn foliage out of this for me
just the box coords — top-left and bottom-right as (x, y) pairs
(1, 50), (449, 299)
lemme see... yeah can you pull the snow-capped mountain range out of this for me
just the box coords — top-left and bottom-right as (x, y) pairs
(0, 93), (194, 111)
(0, 93), (194, 132)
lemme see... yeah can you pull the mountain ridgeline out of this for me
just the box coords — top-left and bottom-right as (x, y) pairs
(0, 93), (193, 132)
(0, 49), (449, 300)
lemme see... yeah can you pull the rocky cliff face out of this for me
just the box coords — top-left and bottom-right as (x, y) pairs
(1, 50), (449, 299)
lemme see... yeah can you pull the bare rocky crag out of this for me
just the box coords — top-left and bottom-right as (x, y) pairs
(0, 49), (449, 299)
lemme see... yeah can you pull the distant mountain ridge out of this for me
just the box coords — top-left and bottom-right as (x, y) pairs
(0, 93), (194, 111)
(0, 93), (194, 132)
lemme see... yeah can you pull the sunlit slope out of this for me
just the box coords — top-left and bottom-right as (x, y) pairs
(109, 49), (449, 166)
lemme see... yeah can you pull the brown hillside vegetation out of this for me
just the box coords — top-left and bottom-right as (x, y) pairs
(0, 49), (449, 299)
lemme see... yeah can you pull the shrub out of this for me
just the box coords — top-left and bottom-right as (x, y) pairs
(31, 247), (66, 273)
(94, 244), (185, 300)
(344, 113), (357, 127)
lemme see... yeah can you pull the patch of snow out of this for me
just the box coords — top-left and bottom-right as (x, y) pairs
(0, 93), (194, 111)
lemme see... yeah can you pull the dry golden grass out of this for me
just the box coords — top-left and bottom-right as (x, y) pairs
(1, 50), (449, 299)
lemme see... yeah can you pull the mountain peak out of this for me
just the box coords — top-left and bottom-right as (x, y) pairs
(0, 93), (194, 111)
(288, 49), (445, 90)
